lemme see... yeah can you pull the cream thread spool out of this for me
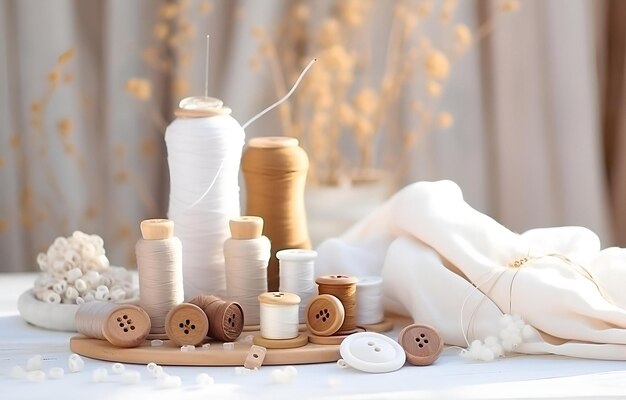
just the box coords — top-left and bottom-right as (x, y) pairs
(315, 275), (358, 335)
(75, 301), (151, 348)
(136, 219), (184, 334)
(356, 276), (384, 325)
(258, 292), (300, 340)
(277, 249), (318, 323)
(224, 216), (270, 326)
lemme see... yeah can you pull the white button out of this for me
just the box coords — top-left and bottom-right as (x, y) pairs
(339, 332), (406, 373)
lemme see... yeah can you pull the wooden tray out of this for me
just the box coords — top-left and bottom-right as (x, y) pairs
(70, 335), (340, 366)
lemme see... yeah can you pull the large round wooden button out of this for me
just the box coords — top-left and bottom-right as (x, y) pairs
(306, 294), (344, 337)
(165, 303), (209, 346)
(102, 304), (151, 348)
(398, 324), (443, 366)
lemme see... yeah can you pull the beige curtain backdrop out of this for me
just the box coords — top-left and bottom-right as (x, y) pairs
(0, 0), (617, 272)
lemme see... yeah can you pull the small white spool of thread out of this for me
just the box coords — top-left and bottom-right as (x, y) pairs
(224, 216), (271, 326)
(355, 276), (384, 325)
(277, 249), (318, 323)
(136, 219), (184, 334)
(258, 292), (300, 340)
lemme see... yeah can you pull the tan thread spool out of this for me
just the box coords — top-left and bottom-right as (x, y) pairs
(188, 295), (244, 342)
(315, 275), (358, 335)
(75, 301), (151, 348)
(241, 137), (311, 292)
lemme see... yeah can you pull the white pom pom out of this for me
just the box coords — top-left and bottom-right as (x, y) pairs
(157, 375), (181, 389)
(522, 325), (534, 339)
(487, 343), (504, 358)
(480, 348), (495, 362)
(26, 370), (46, 383)
(9, 365), (26, 379)
(484, 336), (498, 346)
(92, 368), (108, 383)
(26, 354), (43, 371)
(121, 370), (141, 385)
(499, 314), (513, 327)
(68, 354), (85, 372)
(196, 373), (214, 385)
(48, 367), (64, 379)
(501, 338), (515, 352)
(111, 363), (125, 375)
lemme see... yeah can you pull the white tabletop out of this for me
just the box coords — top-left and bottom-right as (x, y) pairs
(1, 273), (626, 399)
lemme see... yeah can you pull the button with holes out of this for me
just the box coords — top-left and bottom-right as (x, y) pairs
(339, 332), (406, 373)
(102, 304), (151, 348)
(165, 303), (209, 346)
(306, 294), (344, 337)
(243, 345), (266, 369)
(398, 324), (443, 366)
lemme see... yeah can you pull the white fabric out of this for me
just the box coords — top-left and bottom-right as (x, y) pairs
(316, 180), (626, 360)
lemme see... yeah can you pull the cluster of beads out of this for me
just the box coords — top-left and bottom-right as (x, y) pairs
(33, 231), (136, 304)
(461, 314), (535, 362)
(8, 353), (85, 383)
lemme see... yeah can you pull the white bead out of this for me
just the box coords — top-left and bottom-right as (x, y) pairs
(52, 280), (67, 294)
(43, 290), (61, 304)
(48, 367), (64, 379)
(64, 250), (80, 264)
(91, 368), (108, 383)
(83, 292), (95, 302)
(283, 366), (297, 377)
(68, 354), (85, 372)
(336, 359), (348, 369)
(196, 373), (214, 385)
(66, 267), (83, 283)
(154, 366), (166, 379)
(223, 343), (234, 351)
(121, 370), (141, 385)
(54, 236), (69, 248)
(83, 271), (100, 286)
(81, 243), (96, 258)
(65, 286), (79, 300)
(271, 369), (294, 384)
(244, 335), (254, 344)
(96, 285), (109, 294)
(110, 288), (126, 302)
(26, 370), (46, 383)
(181, 345), (195, 352)
(201, 343), (211, 349)
(157, 374), (181, 389)
(26, 354), (43, 371)
(90, 234), (104, 248)
(111, 363), (125, 374)
(73, 278), (87, 292)
(9, 365), (26, 379)
(37, 253), (47, 270)
(146, 362), (158, 375)
(151, 340), (164, 347)
(95, 290), (109, 301)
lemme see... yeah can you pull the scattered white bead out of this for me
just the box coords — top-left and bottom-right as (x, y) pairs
(68, 353), (85, 372)
(26, 354), (43, 371)
(244, 335), (254, 344)
(154, 366), (166, 380)
(157, 374), (181, 389)
(234, 367), (258, 375)
(201, 343), (211, 349)
(92, 368), (108, 383)
(9, 366), (26, 379)
(121, 370), (141, 385)
(336, 359), (348, 369)
(146, 362), (158, 376)
(223, 342), (234, 351)
(196, 373), (214, 385)
(151, 340), (164, 347)
(48, 367), (64, 379)
(181, 345), (196, 352)
(271, 368), (296, 384)
(26, 370), (46, 383)
(111, 363), (125, 375)
(283, 365), (297, 378)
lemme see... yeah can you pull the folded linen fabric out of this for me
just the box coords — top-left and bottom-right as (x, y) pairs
(316, 180), (626, 360)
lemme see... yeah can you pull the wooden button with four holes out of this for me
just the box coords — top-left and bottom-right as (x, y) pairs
(165, 303), (209, 346)
(398, 324), (443, 366)
(102, 304), (151, 348)
(306, 294), (345, 337)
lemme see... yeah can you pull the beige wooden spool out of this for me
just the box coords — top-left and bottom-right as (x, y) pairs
(140, 219), (174, 240)
(229, 216), (264, 240)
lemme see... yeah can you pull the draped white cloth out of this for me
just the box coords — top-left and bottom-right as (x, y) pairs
(316, 180), (626, 360)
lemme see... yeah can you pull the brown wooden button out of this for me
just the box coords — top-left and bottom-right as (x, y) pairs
(243, 345), (267, 369)
(165, 303), (209, 346)
(102, 304), (151, 348)
(306, 294), (344, 337)
(398, 324), (443, 366)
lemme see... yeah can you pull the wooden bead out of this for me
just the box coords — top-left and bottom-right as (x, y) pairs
(243, 345), (267, 369)
(165, 303), (209, 346)
(102, 304), (151, 348)
(140, 219), (174, 240)
(398, 324), (443, 366)
(306, 294), (344, 337)
(229, 216), (264, 240)
(253, 333), (308, 349)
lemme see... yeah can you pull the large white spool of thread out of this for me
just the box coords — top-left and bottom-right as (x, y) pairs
(277, 249), (317, 323)
(258, 292), (300, 340)
(355, 276), (384, 325)
(224, 216), (270, 326)
(165, 105), (244, 299)
(135, 219), (184, 334)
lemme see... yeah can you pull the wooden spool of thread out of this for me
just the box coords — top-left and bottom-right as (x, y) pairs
(315, 275), (358, 335)
(188, 295), (244, 342)
(164, 303), (209, 346)
(241, 137), (311, 292)
(254, 292), (308, 349)
(75, 301), (151, 348)
(136, 219), (184, 334)
(224, 216), (270, 326)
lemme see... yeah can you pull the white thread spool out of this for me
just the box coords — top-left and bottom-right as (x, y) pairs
(277, 249), (318, 323)
(355, 276), (384, 325)
(258, 292), (300, 340)
(224, 216), (270, 326)
(136, 219), (184, 334)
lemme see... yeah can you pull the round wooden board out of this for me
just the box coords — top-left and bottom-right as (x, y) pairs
(70, 335), (340, 366)
(358, 318), (394, 333)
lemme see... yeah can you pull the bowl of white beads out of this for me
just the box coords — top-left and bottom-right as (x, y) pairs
(17, 231), (139, 331)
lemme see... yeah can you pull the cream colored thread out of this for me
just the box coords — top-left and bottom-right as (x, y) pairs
(224, 236), (271, 325)
(259, 303), (299, 340)
(136, 238), (184, 334)
(355, 277), (384, 325)
(75, 301), (120, 340)
(278, 250), (318, 323)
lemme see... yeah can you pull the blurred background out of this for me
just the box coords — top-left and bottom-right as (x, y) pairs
(1, 0), (624, 272)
